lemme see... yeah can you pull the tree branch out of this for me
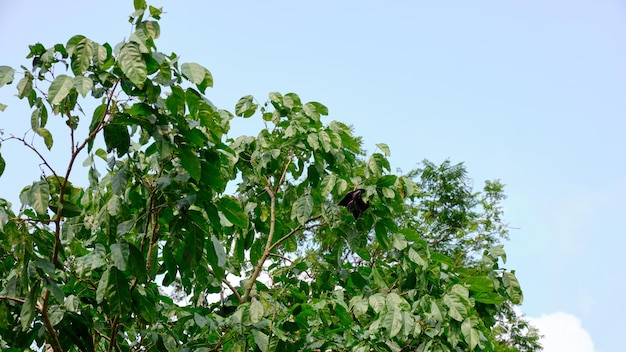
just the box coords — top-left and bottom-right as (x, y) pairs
(241, 184), (276, 303)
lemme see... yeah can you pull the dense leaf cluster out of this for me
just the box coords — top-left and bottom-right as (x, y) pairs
(0, 1), (541, 351)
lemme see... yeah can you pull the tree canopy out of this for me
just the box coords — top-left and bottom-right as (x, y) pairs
(0, 1), (541, 351)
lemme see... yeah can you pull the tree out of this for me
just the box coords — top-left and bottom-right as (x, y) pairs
(0, 1), (541, 351)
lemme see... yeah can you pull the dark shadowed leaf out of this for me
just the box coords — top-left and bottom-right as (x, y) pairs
(179, 145), (201, 181)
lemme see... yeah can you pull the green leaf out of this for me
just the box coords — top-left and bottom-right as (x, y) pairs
(71, 38), (93, 75)
(0, 66), (15, 87)
(181, 62), (213, 91)
(461, 317), (480, 350)
(472, 292), (504, 304)
(103, 123), (130, 156)
(179, 145), (201, 181)
(217, 197), (248, 228)
(250, 298), (264, 324)
(16, 74), (33, 98)
(119, 42), (147, 89)
(382, 301), (402, 338)
(504, 272), (523, 304)
(303, 102), (320, 121)
(309, 101), (329, 115)
(320, 174), (336, 197)
(43, 277), (65, 304)
(235, 95), (257, 117)
(0, 154), (5, 177)
(182, 227), (204, 267)
(28, 180), (50, 216)
(35, 127), (53, 149)
(210, 235), (227, 267)
(461, 277), (495, 293)
(20, 295), (36, 331)
(443, 294), (467, 322)
(291, 194), (313, 226)
(97, 266), (132, 316)
(430, 300), (443, 322)
(48, 74), (74, 105)
(74, 76), (93, 97)
(0, 103), (6, 111)
(66, 35), (86, 56)
(252, 330), (269, 352)
(376, 143), (391, 156)
(134, 0), (147, 10)
(376, 175), (397, 188)
(488, 244), (507, 263)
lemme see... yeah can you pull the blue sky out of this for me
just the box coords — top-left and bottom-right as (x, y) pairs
(1, 1), (625, 351)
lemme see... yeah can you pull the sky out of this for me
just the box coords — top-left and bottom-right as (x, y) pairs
(1, 1), (625, 351)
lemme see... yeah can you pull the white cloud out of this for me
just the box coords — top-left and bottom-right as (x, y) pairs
(528, 312), (595, 352)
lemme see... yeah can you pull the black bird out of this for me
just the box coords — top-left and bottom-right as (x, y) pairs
(338, 188), (369, 219)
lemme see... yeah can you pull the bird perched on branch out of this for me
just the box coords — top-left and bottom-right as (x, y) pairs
(338, 188), (369, 219)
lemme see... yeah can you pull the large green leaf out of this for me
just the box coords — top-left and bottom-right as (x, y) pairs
(0, 66), (15, 87)
(181, 227), (204, 268)
(250, 298), (264, 324)
(48, 74), (74, 105)
(443, 293), (467, 322)
(461, 317), (480, 350)
(103, 123), (130, 156)
(71, 37), (93, 75)
(74, 75), (93, 97)
(179, 145), (201, 181)
(0, 154), (5, 177)
(504, 272), (523, 304)
(235, 95), (257, 118)
(181, 62), (213, 92)
(217, 197), (248, 228)
(210, 235), (227, 267)
(111, 242), (146, 281)
(35, 127), (53, 149)
(119, 42), (147, 89)
(97, 266), (132, 316)
(382, 300), (402, 338)
(16, 73), (33, 98)
(252, 330), (269, 352)
(291, 194), (313, 225)
(20, 295), (36, 331)
(21, 180), (50, 216)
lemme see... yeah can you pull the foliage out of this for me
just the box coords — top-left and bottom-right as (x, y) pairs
(0, 2), (541, 351)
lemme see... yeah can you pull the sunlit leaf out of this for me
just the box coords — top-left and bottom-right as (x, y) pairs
(74, 76), (93, 97)
(291, 194), (313, 226)
(119, 42), (146, 89)
(376, 143), (391, 156)
(235, 95), (257, 118)
(250, 298), (264, 324)
(0, 66), (15, 87)
(35, 127), (53, 149)
(71, 37), (93, 75)
(443, 293), (467, 322)
(48, 75), (74, 105)
(252, 330), (269, 352)
(461, 317), (480, 350)
(16, 74), (33, 98)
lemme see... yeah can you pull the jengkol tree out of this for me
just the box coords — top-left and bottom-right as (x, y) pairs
(0, 2), (541, 351)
